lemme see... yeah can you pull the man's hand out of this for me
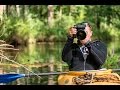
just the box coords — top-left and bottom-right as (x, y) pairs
(68, 27), (77, 38)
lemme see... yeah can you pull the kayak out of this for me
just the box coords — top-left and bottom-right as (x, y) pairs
(57, 69), (120, 85)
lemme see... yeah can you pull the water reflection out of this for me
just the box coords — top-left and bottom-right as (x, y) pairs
(0, 41), (120, 85)
(0, 42), (68, 85)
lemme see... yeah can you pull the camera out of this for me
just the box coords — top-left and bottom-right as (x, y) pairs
(73, 23), (87, 40)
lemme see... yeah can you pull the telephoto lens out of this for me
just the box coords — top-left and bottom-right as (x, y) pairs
(77, 30), (86, 40)
(75, 23), (87, 40)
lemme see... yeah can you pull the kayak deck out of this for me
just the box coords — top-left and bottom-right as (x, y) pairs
(58, 69), (120, 85)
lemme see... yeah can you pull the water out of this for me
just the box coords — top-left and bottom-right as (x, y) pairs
(0, 40), (120, 85)
(0, 42), (68, 85)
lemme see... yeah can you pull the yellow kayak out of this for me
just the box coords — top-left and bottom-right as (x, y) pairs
(58, 69), (120, 85)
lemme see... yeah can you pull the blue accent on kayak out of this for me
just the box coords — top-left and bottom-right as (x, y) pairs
(0, 74), (25, 83)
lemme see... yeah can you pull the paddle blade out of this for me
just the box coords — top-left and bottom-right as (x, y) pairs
(0, 74), (25, 83)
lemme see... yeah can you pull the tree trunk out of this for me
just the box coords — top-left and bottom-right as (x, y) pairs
(48, 5), (54, 28)
(59, 5), (62, 20)
(69, 5), (73, 16)
(27, 36), (36, 44)
(96, 13), (100, 30)
(0, 5), (5, 15)
(0, 5), (5, 21)
(20, 5), (25, 20)
(16, 5), (20, 16)
(6, 5), (13, 17)
(6, 5), (9, 16)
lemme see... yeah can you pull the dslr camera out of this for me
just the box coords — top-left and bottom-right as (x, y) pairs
(73, 22), (87, 40)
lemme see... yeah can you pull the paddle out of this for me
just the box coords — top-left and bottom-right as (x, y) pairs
(0, 68), (120, 84)
(0, 72), (68, 84)
(0, 73), (25, 83)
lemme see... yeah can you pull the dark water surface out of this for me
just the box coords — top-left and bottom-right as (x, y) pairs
(0, 41), (120, 85)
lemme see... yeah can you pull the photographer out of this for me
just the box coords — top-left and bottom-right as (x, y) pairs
(62, 22), (107, 71)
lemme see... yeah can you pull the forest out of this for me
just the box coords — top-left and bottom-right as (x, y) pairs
(0, 5), (120, 45)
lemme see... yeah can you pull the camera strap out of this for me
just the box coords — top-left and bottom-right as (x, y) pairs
(80, 45), (89, 70)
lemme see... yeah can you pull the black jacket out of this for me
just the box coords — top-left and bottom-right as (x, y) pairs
(62, 36), (107, 71)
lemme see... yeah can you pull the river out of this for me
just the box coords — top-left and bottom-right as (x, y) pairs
(0, 40), (120, 85)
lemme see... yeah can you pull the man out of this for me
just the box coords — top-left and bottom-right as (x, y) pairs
(62, 22), (107, 71)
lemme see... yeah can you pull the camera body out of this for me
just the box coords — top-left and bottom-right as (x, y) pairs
(74, 23), (87, 40)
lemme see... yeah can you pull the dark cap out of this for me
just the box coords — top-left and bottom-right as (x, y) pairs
(78, 22), (91, 28)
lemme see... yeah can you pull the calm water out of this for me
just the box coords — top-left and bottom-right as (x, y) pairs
(0, 41), (120, 85)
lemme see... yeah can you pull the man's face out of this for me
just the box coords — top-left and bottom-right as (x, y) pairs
(84, 24), (92, 39)
(79, 23), (92, 45)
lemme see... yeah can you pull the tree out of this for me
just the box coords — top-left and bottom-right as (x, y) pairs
(48, 5), (54, 28)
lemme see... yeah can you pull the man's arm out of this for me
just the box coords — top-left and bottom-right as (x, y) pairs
(62, 36), (74, 65)
(86, 40), (107, 67)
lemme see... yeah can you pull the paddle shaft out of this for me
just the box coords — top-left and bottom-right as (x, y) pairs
(24, 69), (120, 77)
(111, 69), (120, 72)
(25, 72), (68, 77)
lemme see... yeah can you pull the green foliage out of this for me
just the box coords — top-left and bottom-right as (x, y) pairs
(16, 14), (44, 40)
(1, 5), (120, 42)
(52, 15), (75, 41)
(0, 15), (18, 39)
(103, 54), (119, 69)
(103, 40), (120, 69)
